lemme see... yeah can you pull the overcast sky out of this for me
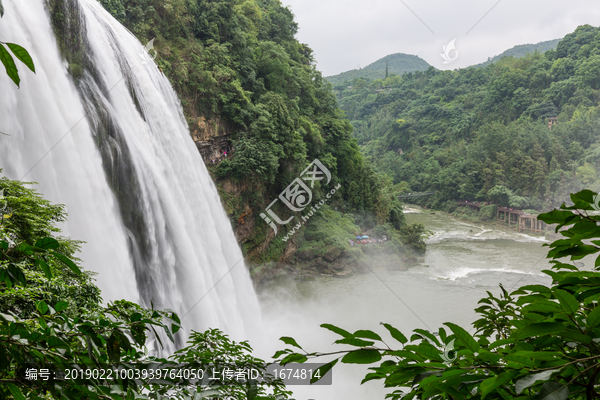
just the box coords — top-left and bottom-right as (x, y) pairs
(281, 0), (600, 76)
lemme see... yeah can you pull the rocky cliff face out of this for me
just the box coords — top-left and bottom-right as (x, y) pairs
(191, 116), (231, 162)
(191, 123), (422, 287)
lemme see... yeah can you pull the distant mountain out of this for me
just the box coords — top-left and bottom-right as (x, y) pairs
(471, 38), (561, 68)
(325, 53), (430, 85)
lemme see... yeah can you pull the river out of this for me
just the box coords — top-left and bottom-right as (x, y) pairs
(254, 205), (555, 400)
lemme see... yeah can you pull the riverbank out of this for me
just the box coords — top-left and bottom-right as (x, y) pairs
(409, 202), (560, 240)
(255, 206), (554, 400)
(249, 207), (426, 285)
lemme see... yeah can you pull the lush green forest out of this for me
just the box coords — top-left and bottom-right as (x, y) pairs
(325, 53), (430, 85)
(471, 38), (561, 69)
(4, 2), (600, 399)
(334, 25), (600, 211)
(95, 0), (420, 264)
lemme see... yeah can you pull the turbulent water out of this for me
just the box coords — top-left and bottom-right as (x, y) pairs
(0, 0), (259, 343)
(257, 207), (556, 400)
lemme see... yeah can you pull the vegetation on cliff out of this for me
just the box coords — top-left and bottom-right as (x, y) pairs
(0, 176), (291, 400)
(96, 0), (423, 266)
(334, 25), (600, 212)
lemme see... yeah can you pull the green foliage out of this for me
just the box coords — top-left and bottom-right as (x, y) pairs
(472, 38), (561, 69)
(95, 0), (401, 239)
(294, 205), (360, 259)
(326, 53), (430, 86)
(0, 5), (36, 87)
(0, 176), (99, 319)
(275, 189), (600, 399)
(0, 175), (289, 399)
(336, 25), (600, 211)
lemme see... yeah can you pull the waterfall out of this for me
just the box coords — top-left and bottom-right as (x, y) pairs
(0, 0), (260, 342)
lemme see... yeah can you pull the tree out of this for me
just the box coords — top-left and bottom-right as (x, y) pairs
(0, 176), (290, 400)
(276, 189), (600, 400)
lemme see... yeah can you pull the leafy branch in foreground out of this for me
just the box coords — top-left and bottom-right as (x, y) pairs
(0, 0), (35, 87)
(0, 176), (289, 400)
(275, 189), (600, 399)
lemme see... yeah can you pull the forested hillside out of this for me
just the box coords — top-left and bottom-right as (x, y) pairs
(94, 0), (421, 273)
(335, 25), (600, 211)
(325, 53), (430, 85)
(471, 38), (561, 69)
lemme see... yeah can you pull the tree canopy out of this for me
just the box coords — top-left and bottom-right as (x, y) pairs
(334, 25), (600, 212)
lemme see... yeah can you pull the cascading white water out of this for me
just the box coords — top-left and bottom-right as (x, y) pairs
(0, 0), (260, 342)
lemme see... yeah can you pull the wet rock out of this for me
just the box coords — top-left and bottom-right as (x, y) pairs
(322, 247), (342, 262)
(333, 270), (352, 278)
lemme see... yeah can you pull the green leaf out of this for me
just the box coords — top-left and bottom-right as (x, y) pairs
(413, 328), (440, 346)
(280, 336), (304, 350)
(515, 370), (557, 394)
(7, 264), (26, 286)
(272, 349), (291, 359)
(36, 300), (49, 315)
(570, 190), (595, 206)
(341, 349), (382, 364)
(537, 210), (575, 225)
(0, 43), (19, 87)
(310, 358), (338, 384)
(130, 312), (142, 322)
(35, 237), (59, 249)
(587, 305), (600, 329)
(481, 371), (519, 399)
(554, 289), (579, 314)
(48, 336), (69, 348)
(281, 353), (307, 365)
(54, 301), (68, 312)
(353, 329), (382, 341)
(35, 258), (52, 279)
(361, 372), (386, 384)
(515, 322), (565, 340)
(6, 43), (35, 73)
(335, 337), (375, 347)
(50, 251), (82, 274)
(444, 322), (479, 352)
(539, 381), (569, 400)
(381, 322), (407, 344)
(414, 343), (443, 361)
(107, 332), (121, 363)
(321, 323), (352, 338)
(413, 371), (441, 384)
(7, 384), (25, 400)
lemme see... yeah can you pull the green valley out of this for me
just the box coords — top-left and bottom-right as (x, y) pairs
(334, 25), (600, 213)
